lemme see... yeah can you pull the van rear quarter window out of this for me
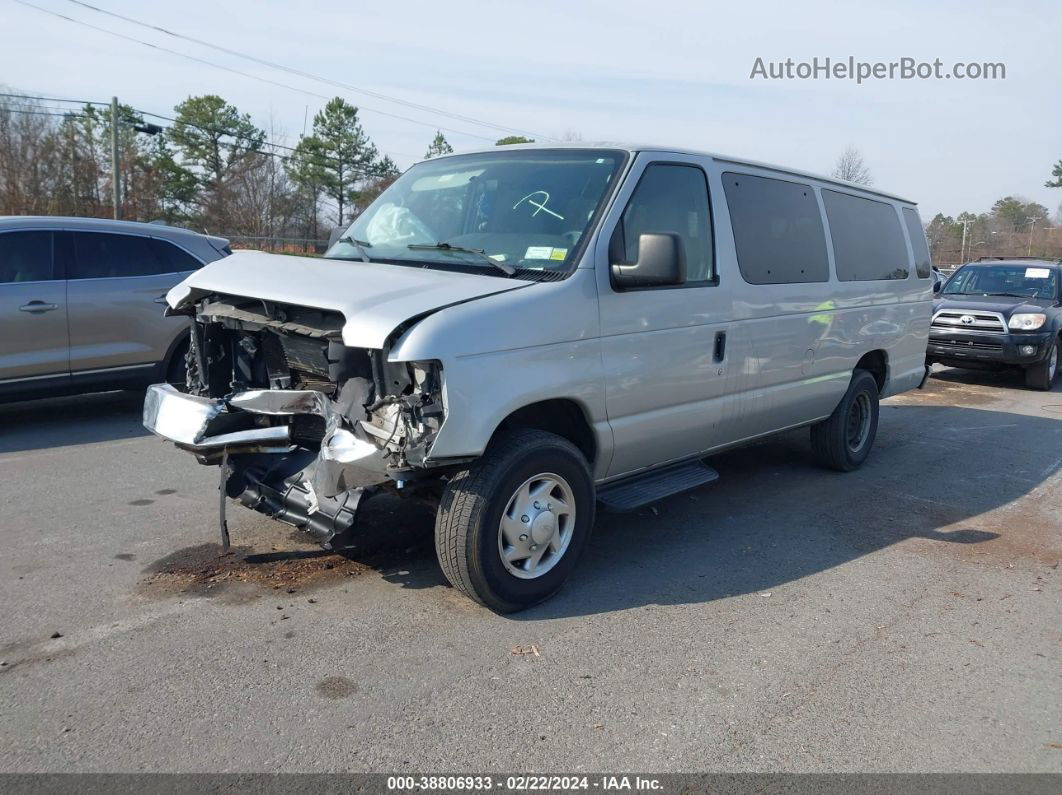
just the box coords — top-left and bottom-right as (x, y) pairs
(902, 207), (932, 278)
(722, 172), (829, 284)
(823, 190), (910, 281)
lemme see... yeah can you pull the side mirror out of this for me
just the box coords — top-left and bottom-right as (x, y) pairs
(932, 280), (942, 294)
(611, 233), (687, 289)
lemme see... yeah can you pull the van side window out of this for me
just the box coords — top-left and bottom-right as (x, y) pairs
(823, 190), (910, 281)
(901, 207), (932, 278)
(71, 232), (169, 279)
(149, 238), (203, 272)
(618, 164), (714, 283)
(722, 173), (829, 284)
(0, 231), (53, 283)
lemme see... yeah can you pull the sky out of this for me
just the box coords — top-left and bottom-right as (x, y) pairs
(2, 0), (1061, 221)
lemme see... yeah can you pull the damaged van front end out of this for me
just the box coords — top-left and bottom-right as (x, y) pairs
(144, 289), (451, 549)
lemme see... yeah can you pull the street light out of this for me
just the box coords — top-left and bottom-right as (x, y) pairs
(131, 122), (163, 136)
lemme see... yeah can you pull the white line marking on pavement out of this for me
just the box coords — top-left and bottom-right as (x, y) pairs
(1039, 457), (1062, 479)
(4, 599), (200, 666)
(944, 423), (1018, 432)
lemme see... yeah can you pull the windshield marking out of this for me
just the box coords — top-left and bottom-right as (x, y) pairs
(512, 191), (565, 220)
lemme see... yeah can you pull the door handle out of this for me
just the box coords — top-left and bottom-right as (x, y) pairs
(713, 331), (727, 363)
(19, 301), (59, 313)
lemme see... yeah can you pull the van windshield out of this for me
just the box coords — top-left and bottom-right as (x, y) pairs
(326, 149), (625, 278)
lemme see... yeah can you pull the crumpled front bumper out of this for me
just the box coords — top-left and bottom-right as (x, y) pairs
(142, 383), (389, 488)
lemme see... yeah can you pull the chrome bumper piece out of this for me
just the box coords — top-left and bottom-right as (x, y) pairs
(143, 384), (292, 451)
(142, 384), (388, 484)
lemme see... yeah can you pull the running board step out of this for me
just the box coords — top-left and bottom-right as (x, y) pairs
(597, 461), (719, 512)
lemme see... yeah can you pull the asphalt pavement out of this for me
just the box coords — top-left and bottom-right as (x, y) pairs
(0, 367), (1059, 773)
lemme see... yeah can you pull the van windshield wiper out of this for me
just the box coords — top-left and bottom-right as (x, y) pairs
(407, 242), (516, 276)
(336, 236), (372, 263)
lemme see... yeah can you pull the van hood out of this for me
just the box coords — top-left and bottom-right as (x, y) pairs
(168, 249), (532, 349)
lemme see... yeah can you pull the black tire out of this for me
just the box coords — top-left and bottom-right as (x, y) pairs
(810, 369), (880, 472)
(434, 429), (595, 613)
(1024, 340), (1058, 391)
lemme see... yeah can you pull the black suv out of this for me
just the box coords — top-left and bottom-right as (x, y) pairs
(927, 257), (1062, 390)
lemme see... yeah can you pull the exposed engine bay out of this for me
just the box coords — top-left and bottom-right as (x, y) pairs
(144, 293), (447, 548)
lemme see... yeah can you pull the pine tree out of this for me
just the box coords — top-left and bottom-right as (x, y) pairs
(424, 131), (453, 159)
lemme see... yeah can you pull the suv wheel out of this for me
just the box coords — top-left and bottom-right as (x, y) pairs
(435, 429), (594, 613)
(1025, 339), (1059, 391)
(810, 369), (880, 472)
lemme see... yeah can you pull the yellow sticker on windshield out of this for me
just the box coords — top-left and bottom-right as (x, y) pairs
(550, 248), (568, 261)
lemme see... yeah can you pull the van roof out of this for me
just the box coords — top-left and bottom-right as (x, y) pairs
(434, 142), (917, 205)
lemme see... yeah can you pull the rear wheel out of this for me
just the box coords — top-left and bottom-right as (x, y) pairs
(1024, 340), (1058, 391)
(810, 369), (880, 472)
(434, 429), (594, 613)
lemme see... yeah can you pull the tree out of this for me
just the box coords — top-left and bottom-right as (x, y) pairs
(304, 97), (378, 226)
(831, 146), (873, 185)
(424, 131), (453, 159)
(1046, 160), (1062, 188)
(495, 135), (534, 146)
(138, 135), (198, 223)
(168, 95), (265, 230)
(351, 155), (400, 218)
(288, 135), (329, 241)
(990, 196), (1049, 232)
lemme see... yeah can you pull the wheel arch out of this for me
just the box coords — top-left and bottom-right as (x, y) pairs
(855, 349), (888, 393)
(158, 323), (192, 382)
(491, 398), (598, 467)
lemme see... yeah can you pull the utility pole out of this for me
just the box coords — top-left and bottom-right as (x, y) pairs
(960, 219), (969, 263)
(111, 96), (121, 219)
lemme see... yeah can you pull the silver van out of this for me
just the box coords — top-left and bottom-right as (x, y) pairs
(143, 144), (931, 612)
(0, 217), (229, 401)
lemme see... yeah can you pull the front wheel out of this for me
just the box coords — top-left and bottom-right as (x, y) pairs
(435, 429), (595, 613)
(810, 369), (880, 472)
(1024, 340), (1058, 391)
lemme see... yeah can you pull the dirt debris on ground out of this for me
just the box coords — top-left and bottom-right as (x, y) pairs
(138, 542), (369, 600)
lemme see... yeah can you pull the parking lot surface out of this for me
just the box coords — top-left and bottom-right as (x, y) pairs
(0, 367), (1059, 773)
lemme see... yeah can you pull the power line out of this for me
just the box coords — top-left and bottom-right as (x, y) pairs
(0, 96), (392, 179)
(0, 90), (414, 163)
(0, 91), (106, 106)
(13, 0), (499, 143)
(64, 0), (548, 141)
(131, 107), (411, 171)
(0, 105), (87, 119)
